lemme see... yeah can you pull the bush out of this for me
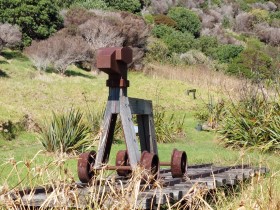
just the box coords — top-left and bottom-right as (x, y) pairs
(0, 23), (22, 51)
(154, 106), (185, 143)
(163, 31), (195, 54)
(154, 14), (177, 28)
(0, 0), (63, 46)
(25, 33), (92, 74)
(151, 24), (176, 38)
(146, 39), (169, 62)
(39, 108), (91, 153)
(180, 50), (209, 65)
(167, 7), (201, 37)
(227, 39), (274, 80)
(250, 9), (270, 24)
(104, 0), (141, 13)
(0, 120), (24, 141)
(193, 36), (219, 56)
(211, 44), (244, 63)
(219, 88), (280, 152)
(72, 0), (108, 9)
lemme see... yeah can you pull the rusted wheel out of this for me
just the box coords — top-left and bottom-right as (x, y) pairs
(140, 151), (159, 180)
(171, 149), (187, 178)
(115, 150), (131, 176)
(77, 151), (96, 183)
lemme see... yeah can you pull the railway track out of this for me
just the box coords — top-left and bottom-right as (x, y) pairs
(11, 163), (268, 209)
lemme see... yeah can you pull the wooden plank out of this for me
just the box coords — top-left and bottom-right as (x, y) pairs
(137, 194), (156, 210)
(120, 96), (141, 168)
(94, 101), (117, 168)
(148, 113), (158, 155)
(128, 98), (153, 115)
(137, 115), (150, 152)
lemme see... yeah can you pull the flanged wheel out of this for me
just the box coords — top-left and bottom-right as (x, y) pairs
(77, 151), (96, 183)
(140, 151), (159, 180)
(116, 150), (131, 176)
(171, 149), (187, 178)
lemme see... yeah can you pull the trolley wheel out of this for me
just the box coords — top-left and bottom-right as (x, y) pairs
(171, 149), (187, 178)
(77, 151), (96, 183)
(116, 150), (131, 176)
(140, 151), (159, 180)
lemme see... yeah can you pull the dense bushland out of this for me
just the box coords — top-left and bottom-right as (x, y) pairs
(0, 0), (63, 46)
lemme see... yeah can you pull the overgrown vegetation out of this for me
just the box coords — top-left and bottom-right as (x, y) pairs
(39, 108), (91, 153)
(219, 85), (280, 152)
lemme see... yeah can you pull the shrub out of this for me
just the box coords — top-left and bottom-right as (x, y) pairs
(219, 87), (280, 152)
(72, 0), (108, 9)
(0, 0), (63, 46)
(154, 14), (177, 28)
(227, 39), (274, 80)
(0, 120), (24, 141)
(149, 0), (177, 14)
(0, 23), (22, 51)
(254, 23), (280, 46)
(151, 24), (176, 38)
(180, 50), (209, 65)
(78, 17), (124, 52)
(193, 35), (219, 56)
(39, 108), (91, 153)
(64, 7), (93, 28)
(270, 11), (280, 20)
(25, 33), (92, 74)
(154, 106), (185, 143)
(162, 31), (195, 54)
(211, 44), (244, 63)
(167, 7), (201, 36)
(234, 12), (254, 32)
(250, 9), (270, 24)
(104, 0), (141, 13)
(146, 39), (169, 62)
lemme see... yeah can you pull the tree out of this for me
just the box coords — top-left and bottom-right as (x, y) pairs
(0, 0), (63, 46)
(167, 7), (201, 37)
(0, 23), (22, 51)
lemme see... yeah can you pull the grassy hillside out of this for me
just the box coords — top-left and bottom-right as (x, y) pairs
(0, 51), (280, 209)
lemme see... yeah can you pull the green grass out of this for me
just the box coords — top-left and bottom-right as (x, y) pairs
(0, 50), (280, 209)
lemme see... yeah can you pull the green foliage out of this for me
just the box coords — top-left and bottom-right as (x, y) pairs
(39, 108), (91, 153)
(0, 121), (21, 141)
(146, 39), (169, 62)
(151, 24), (176, 39)
(162, 31), (195, 54)
(0, 0), (63, 46)
(194, 36), (219, 56)
(72, 0), (108, 9)
(154, 14), (177, 28)
(227, 40), (273, 80)
(219, 90), (280, 152)
(270, 11), (280, 20)
(211, 44), (244, 63)
(154, 106), (185, 143)
(143, 14), (154, 24)
(250, 9), (270, 24)
(222, 17), (231, 28)
(104, 0), (141, 13)
(167, 7), (201, 37)
(54, 0), (75, 8)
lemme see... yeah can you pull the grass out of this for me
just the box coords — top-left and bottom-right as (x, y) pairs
(0, 50), (279, 209)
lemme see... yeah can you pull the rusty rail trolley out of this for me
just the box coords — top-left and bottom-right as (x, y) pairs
(77, 47), (187, 183)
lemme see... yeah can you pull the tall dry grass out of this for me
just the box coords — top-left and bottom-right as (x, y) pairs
(0, 152), (208, 210)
